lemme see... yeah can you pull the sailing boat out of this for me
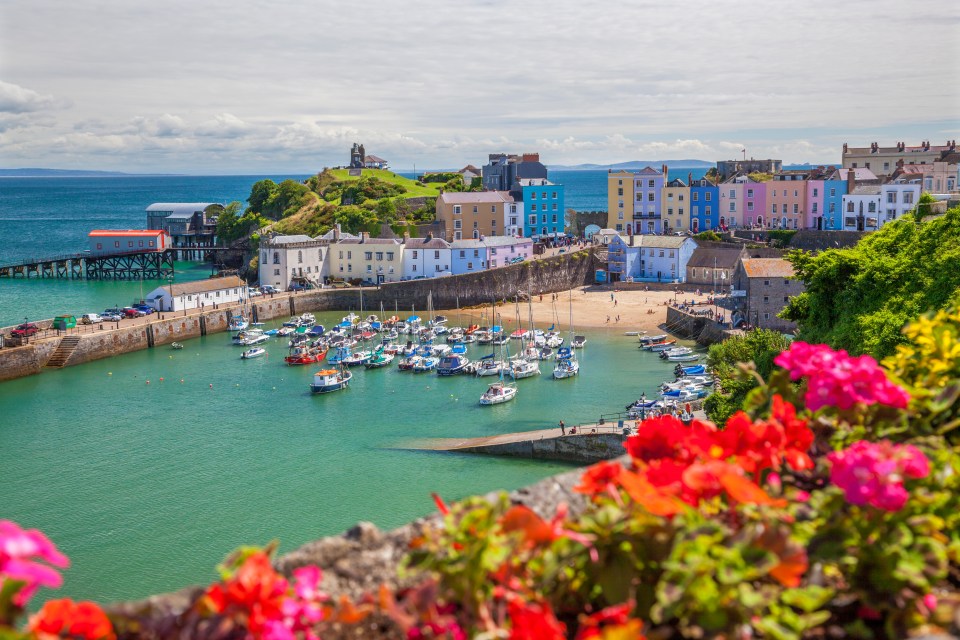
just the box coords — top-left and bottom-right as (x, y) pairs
(511, 292), (541, 377)
(480, 299), (518, 405)
(553, 289), (580, 379)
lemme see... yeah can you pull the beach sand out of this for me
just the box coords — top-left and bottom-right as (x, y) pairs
(444, 286), (718, 333)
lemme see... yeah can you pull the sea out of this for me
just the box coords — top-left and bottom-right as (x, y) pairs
(0, 169), (704, 605)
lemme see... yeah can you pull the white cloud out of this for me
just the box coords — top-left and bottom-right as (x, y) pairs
(0, 80), (69, 114)
(0, 0), (955, 172)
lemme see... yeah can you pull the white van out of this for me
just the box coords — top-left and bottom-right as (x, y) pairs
(79, 313), (102, 324)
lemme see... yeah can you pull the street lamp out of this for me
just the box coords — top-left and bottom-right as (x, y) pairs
(639, 392), (647, 421)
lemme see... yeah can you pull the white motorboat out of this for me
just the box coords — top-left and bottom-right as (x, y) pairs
(171, 342), (184, 350)
(572, 335), (586, 348)
(479, 381), (517, 405)
(299, 313), (316, 327)
(241, 347), (266, 359)
(553, 356), (579, 379)
(228, 315), (250, 332)
(667, 353), (700, 362)
(238, 330), (269, 346)
(475, 356), (506, 377)
(509, 358), (541, 379)
(310, 368), (352, 393)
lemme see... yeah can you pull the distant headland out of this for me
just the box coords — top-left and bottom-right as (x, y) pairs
(0, 168), (181, 178)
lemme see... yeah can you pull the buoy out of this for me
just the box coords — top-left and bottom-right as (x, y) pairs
(180, 379), (184, 384)
(108, 372), (112, 376)
(159, 377), (164, 382)
(209, 383), (213, 388)
(146, 380), (150, 384)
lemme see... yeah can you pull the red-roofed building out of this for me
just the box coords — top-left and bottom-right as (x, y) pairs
(88, 230), (169, 256)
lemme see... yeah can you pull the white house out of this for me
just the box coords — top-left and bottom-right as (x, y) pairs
(841, 186), (883, 231)
(449, 236), (533, 274)
(402, 236), (452, 280)
(879, 180), (921, 226)
(145, 276), (246, 312)
(259, 234), (329, 291)
(606, 234), (698, 283)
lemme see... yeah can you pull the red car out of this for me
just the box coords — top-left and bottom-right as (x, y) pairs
(11, 323), (39, 337)
(122, 307), (145, 318)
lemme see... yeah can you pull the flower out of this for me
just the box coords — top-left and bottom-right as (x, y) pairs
(203, 551), (289, 635)
(774, 342), (910, 411)
(0, 520), (70, 606)
(573, 461), (623, 499)
(623, 415), (692, 463)
(508, 599), (566, 640)
(827, 440), (930, 511)
(29, 598), (115, 640)
(575, 602), (646, 640)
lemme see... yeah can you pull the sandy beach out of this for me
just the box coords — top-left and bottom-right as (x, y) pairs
(447, 285), (718, 333)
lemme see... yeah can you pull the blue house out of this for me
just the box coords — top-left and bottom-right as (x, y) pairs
(519, 179), (565, 239)
(689, 177), (719, 232)
(821, 179), (847, 230)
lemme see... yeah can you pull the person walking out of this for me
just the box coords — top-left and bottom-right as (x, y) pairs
(559, 420), (566, 435)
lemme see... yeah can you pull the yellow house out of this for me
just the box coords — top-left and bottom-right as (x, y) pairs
(436, 191), (514, 242)
(662, 178), (690, 232)
(606, 170), (635, 233)
(329, 235), (403, 283)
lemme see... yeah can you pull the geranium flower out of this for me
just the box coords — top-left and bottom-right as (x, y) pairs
(0, 520), (70, 606)
(775, 342), (910, 411)
(573, 460), (623, 501)
(827, 440), (930, 511)
(623, 415), (691, 463)
(203, 551), (289, 635)
(29, 598), (115, 640)
(507, 598), (566, 640)
(575, 602), (646, 640)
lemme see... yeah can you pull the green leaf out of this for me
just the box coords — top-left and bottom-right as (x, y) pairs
(780, 585), (834, 613)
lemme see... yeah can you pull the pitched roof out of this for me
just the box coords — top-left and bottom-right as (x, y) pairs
(459, 165), (480, 173)
(439, 191), (513, 204)
(452, 236), (532, 249)
(831, 168), (879, 181)
(267, 234), (314, 245)
(166, 276), (244, 297)
(404, 237), (451, 249)
(686, 244), (743, 269)
(364, 155), (387, 163)
(740, 258), (795, 278)
(637, 166), (663, 175)
(851, 185), (881, 195)
(145, 203), (220, 214)
(638, 235), (694, 249)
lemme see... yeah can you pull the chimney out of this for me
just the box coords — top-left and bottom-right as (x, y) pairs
(843, 143), (848, 154)
(402, 230), (410, 243)
(426, 232), (433, 241)
(662, 164), (669, 181)
(847, 168), (857, 194)
(688, 172), (693, 185)
(360, 232), (368, 243)
(334, 223), (341, 241)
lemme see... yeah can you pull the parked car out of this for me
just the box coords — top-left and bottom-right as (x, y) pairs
(134, 305), (155, 315)
(102, 313), (123, 322)
(79, 313), (102, 325)
(247, 288), (262, 297)
(288, 284), (307, 292)
(122, 307), (145, 318)
(103, 307), (124, 316)
(260, 285), (278, 294)
(11, 323), (39, 337)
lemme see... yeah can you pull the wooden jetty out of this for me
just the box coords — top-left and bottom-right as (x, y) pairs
(0, 247), (232, 280)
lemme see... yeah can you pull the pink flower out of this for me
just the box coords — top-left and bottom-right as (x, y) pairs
(827, 441), (930, 512)
(0, 520), (70, 606)
(775, 342), (910, 412)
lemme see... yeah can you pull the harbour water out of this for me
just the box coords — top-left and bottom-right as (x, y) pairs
(0, 171), (703, 605)
(0, 313), (694, 604)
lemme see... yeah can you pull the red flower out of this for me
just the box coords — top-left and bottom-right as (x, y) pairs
(508, 599), (566, 640)
(624, 415), (690, 463)
(575, 602), (646, 640)
(30, 598), (115, 640)
(203, 552), (289, 635)
(771, 395), (814, 471)
(574, 461), (623, 499)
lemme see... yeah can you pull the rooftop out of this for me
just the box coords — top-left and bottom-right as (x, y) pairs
(439, 191), (514, 204)
(452, 236), (532, 249)
(145, 203), (221, 214)
(686, 244), (743, 269)
(404, 237), (451, 249)
(740, 258), (795, 279)
(89, 229), (165, 237)
(265, 234), (315, 245)
(165, 276), (244, 297)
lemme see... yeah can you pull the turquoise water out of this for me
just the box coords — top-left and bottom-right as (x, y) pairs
(0, 313), (694, 605)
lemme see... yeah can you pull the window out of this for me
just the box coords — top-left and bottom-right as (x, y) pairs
(636, 193), (642, 202)
(784, 296), (789, 302)
(868, 202), (876, 213)
(747, 189), (754, 197)
(747, 202), (754, 211)
(138, 240), (144, 247)
(453, 205), (461, 214)
(764, 280), (770, 286)
(659, 250), (664, 257)
(829, 203), (836, 213)
(347, 251), (352, 259)
(376, 252), (383, 261)
(847, 201), (854, 213)
(729, 202), (735, 212)
(772, 203), (778, 214)
(617, 212), (623, 220)
(552, 214), (557, 223)
(669, 250), (674, 258)
(473, 221), (478, 229)
(679, 194), (684, 201)
(347, 264), (352, 272)
(793, 204), (799, 214)
(648, 180), (654, 188)
(667, 208), (674, 215)
(764, 296), (769, 303)
(531, 203), (538, 211)
(813, 188), (819, 197)
(96, 243), (102, 249)
(794, 190), (798, 197)
(434, 250), (440, 259)
(830, 187), (837, 197)
(473, 250), (479, 257)
(617, 188), (623, 196)
(298, 250), (303, 263)
(541, 192), (546, 199)
(114, 241), (120, 248)
(412, 264), (417, 272)
(679, 207), (684, 215)
(338, 251), (343, 259)
(705, 206), (711, 216)
(764, 313), (770, 320)
(648, 193), (654, 201)
(412, 250), (418, 258)
(128, 241), (134, 247)
(454, 220), (462, 229)
(510, 217), (517, 225)
(705, 192), (711, 202)
(552, 192), (557, 198)
(366, 265), (372, 273)
(541, 215), (547, 223)
(467, 262), (473, 270)
(529, 215), (536, 225)
(552, 203), (557, 210)
(435, 264), (441, 272)
(459, 250), (465, 258)
(274, 268), (280, 276)
(903, 192), (914, 204)
(364, 251), (372, 260)
(693, 193), (699, 202)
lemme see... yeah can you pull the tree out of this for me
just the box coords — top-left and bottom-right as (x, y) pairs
(247, 180), (278, 214)
(782, 206), (960, 359)
(703, 329), (791, 424)
(334, 205), (378, 234)
(215, 201), (243, 245)
(694, 230), (722, 243)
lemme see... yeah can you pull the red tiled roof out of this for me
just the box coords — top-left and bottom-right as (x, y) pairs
(740, 258), (795, 278)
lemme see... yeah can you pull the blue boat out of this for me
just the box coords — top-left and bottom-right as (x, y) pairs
(327, 345), (351, 365)
(307, 325), (325, 337)
(437, 352), (470, 376)
(681, 364), (706, 375)
(309, 367), (352, 394)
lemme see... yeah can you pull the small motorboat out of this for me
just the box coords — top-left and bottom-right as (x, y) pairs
(171, 342), (184, 350)
(639, 334), (668, 344)
(310, 368), (352, 394)
(571, 335), (586, 348)
(241, 347), (266, 359)
(479, 381), (517, 405)
(509, 358), (541, 380)
(437, 351), (471, 376)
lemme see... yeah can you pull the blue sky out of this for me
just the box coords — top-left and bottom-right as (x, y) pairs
(1, 0), (957, 174)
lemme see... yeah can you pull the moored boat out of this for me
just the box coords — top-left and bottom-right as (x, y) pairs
(436, 349), (470, 376)
(479, 381), (518, 405)
(309, 368), (352, 394)
(171, 342), (184, 350)
(241, 347), (267, 359)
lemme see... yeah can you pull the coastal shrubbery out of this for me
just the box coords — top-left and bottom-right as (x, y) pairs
(3, 309), (959, 639)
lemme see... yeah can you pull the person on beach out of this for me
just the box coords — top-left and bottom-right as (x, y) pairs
(559, 420), (565, 435)
(606, 315), (610, 323)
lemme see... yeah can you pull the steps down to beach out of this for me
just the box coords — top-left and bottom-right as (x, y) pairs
(45, 336), (82, 368)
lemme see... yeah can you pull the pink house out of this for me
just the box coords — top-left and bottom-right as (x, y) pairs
(741, 178), (767, 228)
(719, 178), (744, 229)
(767, 171), (809, 229)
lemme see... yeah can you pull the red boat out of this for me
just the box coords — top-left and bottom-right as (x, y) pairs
(465, 324), (480, 335)
(285, 346), (327, 365)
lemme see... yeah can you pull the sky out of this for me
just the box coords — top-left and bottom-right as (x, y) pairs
(2, 0), (958, 174)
